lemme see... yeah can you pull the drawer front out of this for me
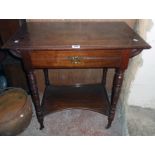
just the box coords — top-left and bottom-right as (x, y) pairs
(30, 50), (122, 68)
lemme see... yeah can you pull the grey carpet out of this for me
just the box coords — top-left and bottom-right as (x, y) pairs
(20, 103), (155, 136)
(127, 106), (155, 136)
(19, 100), (124, 136)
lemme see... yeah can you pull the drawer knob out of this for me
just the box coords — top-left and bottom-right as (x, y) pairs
(68, 56), (83, 64)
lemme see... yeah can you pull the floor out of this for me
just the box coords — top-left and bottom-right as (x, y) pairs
(19, 97), (125, 136)
(20, 110), (122, 136)
(19, 97), (155, 136)
(127, 106), (155, 136)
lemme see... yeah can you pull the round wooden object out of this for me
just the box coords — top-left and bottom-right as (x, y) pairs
(0, 88), (32, 135)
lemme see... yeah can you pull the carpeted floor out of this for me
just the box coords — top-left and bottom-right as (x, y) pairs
(19, 97), (125, 136)
(19, 96), (155, 136)
(127, 106), (155, 136)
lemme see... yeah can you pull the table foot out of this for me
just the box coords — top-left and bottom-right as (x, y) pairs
(40, 123), (44, 130)
(106, 117), (113, 129)
(27, 71), (44, 129)
(107, 69), (124, 128)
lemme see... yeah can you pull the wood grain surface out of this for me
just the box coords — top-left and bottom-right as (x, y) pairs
(2, 20), (141, 93)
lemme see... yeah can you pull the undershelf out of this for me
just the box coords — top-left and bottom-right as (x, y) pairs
(42, 84), (110, 116)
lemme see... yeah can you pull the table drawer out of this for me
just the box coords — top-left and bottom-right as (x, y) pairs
(30, 50), (122, 68)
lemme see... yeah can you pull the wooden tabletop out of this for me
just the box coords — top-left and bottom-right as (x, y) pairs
(3, 21), (151, 50)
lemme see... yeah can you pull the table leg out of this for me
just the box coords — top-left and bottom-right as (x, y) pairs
(102, 68), (108, 86)
(106, 68), (124, 128)
(27, 71), (44, 129)
(43, 69), (50, 86)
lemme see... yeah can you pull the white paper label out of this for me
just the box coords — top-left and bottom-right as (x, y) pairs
(72, 45), (80, 49)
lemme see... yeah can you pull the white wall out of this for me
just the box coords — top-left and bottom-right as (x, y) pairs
(128, 19), (155, 108)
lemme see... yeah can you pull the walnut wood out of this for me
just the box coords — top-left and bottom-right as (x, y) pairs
(106, 69), (124, 128)
(42, 84), (110, 116)
(0, 19), (20, 44)
(43, 69), (50, 86)
(2, 21), (151, 129)
(21, 51), (45, 129)
(26, 19), (137, 91)
(50, 69), (103, 85)
(102, 68), (108, 86)
(3, 22), (151, 51)
(30, 50), (122, 68)
(130, 49), (143, 58)
(27, 71), (44, 129)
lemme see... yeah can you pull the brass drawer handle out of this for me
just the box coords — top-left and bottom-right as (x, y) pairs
(68, 56), (83, 64)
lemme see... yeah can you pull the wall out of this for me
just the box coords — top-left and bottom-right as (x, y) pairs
(127, 19), (155, 108)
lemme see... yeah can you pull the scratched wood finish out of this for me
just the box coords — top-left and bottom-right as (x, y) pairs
(2, 21), (151, 129)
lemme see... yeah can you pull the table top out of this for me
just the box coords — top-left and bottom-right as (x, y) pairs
(3, 21), (151, 51)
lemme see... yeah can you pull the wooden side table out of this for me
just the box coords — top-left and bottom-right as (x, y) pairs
(3, 21), (151, 129)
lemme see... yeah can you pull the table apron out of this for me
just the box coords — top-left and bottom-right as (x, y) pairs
(28, 50), (129, 69)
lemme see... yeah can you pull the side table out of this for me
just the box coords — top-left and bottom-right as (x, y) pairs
(3, 21), (151, 129)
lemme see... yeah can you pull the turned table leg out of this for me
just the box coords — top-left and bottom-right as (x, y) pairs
(102, 68), (108, 86)
(106, 68), (124, 129)
(27, 71), (44, 129)
(43, 69), (50, 86)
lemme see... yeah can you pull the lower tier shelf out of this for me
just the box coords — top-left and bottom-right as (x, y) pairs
(41, 84), (110, 116)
